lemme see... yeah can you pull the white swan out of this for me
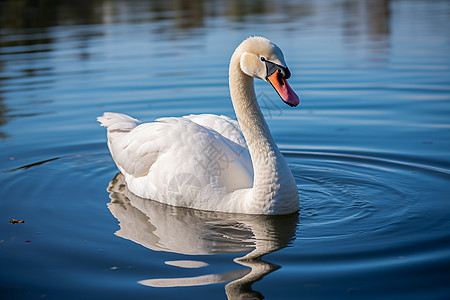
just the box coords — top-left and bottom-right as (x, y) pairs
(98, 36), (300, 215)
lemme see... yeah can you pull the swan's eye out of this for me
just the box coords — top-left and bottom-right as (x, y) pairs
(260, 56), (266, 62)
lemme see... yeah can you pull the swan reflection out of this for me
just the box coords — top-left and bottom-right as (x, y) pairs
(107, 173), (298, 299)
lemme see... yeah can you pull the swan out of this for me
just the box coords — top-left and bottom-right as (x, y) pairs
(98, 36), (300, 215)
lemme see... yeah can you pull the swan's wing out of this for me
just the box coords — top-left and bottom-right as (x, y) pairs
(182, 114), (247, 148)
(157, 114), (252, 176)
(180, 114), (253, 176)
(99, 113), (253, 192)
(100, 115), (199, 177)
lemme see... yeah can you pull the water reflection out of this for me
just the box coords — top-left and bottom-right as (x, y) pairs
(0, 0), (397, 139)
(107, 173), (298, 299)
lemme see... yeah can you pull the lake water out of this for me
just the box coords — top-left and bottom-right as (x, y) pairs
(1, 0), (449, 299)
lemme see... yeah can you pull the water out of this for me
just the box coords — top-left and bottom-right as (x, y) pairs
(1, 0), (449, 299)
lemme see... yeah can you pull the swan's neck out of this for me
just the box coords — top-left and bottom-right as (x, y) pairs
(229, 54), (298, 214)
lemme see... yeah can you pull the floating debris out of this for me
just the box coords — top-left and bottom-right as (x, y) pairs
(9, 218), (25, 224)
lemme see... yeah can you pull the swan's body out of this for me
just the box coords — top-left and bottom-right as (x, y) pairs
(98, 36), (300, 215)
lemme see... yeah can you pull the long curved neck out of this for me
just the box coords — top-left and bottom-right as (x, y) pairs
(229, 57), (275, 155)
(229, 52), (298, 214)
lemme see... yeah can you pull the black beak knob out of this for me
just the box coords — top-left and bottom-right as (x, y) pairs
(264, 60), (291, 80)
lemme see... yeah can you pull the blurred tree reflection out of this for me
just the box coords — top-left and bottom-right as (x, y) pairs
(0, 0), (392, 33)
(0, 0), (393, 139)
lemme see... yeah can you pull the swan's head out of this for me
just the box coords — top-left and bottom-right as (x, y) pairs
(237, 36), (300, 107)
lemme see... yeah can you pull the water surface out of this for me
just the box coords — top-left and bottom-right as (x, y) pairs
(1, 0), (450, 299)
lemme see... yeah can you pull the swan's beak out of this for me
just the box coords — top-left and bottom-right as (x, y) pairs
(267, 69), (300, 107)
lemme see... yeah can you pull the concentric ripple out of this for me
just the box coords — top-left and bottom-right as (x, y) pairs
(1, 147), (449, 298)
(283, 150), (450, 247)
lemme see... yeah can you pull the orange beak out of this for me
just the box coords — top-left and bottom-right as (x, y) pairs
(267, 69), (300, 107)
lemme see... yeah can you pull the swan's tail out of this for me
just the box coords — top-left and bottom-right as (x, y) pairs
(97, 112), (141, 132)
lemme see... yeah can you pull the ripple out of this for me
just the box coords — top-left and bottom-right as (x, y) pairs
(1, 147), (449, 298)
(4, 148), (449, 244)
(282, 149), (450, 245)
(4, 147), (448, 248)
(0, 151), (115, 237)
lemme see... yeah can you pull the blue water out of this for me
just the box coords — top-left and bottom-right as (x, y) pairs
(1, 0), (450, 299)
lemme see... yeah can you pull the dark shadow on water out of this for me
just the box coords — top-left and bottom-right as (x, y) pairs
(106, 172), (298, 300)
